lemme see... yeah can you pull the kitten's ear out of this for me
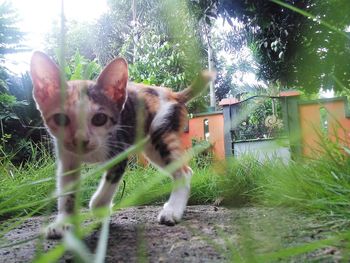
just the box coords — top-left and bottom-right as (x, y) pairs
(30, 51), (63, 109)
(97, 57), (128, 106)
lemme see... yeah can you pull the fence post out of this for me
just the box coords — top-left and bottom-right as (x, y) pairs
(219, 98), (240, 158)
(280, 91), (302, 159)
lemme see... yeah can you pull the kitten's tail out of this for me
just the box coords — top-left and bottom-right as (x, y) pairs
(176, 70), (216, 104)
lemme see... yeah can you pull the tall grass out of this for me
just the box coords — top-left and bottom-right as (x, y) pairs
(259, 146), (350, 218)
(3, 137), (349, 218)
(1, 134), (350, 261)
(0, 142), (55, 219)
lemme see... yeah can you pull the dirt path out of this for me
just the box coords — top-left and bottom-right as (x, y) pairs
(0, 206), (340, 262)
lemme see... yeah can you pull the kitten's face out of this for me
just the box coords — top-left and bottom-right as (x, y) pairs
(30, 51), (128, 160)
(43, 81), (118, 158)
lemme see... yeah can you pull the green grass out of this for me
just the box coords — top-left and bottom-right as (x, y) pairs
(1, 139), (350, 262)
(0, 143), (56, 219)
(1, 136), (349, 261)
(1, 138), (350, 219)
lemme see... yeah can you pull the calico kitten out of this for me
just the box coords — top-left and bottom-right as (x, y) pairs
(30, 51), (213, 239)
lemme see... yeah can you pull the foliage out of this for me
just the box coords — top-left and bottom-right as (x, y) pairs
(128, 33), (183, 87)
(0, 1), (25, 56)
(45, 20), (96, 61)
(0, 1), (39, 163)
(95, 0), (209, 112)
(259, 144), (350, 218)
(0, 142), (55, 219)
(44, 0), (212, 112)
(95, 0), (169, 65)
(191, 138), (214, 168)
(64, 51), (101, 81)
(0, 92), (26, 122)
(194, 0), (350, 94)
(0, 72), (49, 164)
(126, 30), (208, 112)
(5, 73), (45, 164)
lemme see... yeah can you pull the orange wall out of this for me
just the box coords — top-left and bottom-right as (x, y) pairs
(181, 113), (225, 159)
(299, 100), (350, 156)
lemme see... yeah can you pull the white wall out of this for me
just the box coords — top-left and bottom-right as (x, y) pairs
(233, 139), (291, 163)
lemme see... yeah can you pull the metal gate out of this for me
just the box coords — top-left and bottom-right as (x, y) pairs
(223, 95), (291, 162)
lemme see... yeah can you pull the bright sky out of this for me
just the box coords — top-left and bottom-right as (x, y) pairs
(214, 18), (268, 94)
(5, 0), (108, 74)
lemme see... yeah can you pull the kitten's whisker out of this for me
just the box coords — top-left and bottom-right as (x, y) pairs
(114, 128), (131, 135)
(106, 141), (130, 147)
(106, 144), (127, 153)
(115, 125), (134, 131)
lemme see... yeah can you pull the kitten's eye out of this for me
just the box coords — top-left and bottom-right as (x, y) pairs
(92, 113), (108, 126)
(53, 113), (70, 127)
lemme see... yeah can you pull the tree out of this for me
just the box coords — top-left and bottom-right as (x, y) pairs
(0, 0), (25, 129)
(94, 0), (169, 65)
(193, 0), (350, 94)
(94, 0), (209, 112)
(63, 51), (101, 81)
(0, 1), (25, 56)
(208, 17), (268, 101)
(0, 2), (49, 163)
(0, 1), (24, 91)
(45, 0), (224, 111)
(45, 20), (96, 61)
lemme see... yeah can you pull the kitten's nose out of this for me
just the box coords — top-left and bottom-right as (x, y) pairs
(81, 140), (90, 148)
(72, 138), (90, 149)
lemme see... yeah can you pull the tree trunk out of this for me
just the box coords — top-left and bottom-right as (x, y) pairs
(207, 27), (215, 110)
(132, 0), (137, 63)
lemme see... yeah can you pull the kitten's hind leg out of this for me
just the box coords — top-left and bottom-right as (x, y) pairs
(158, 166), (193, 226)
(89, 160), (127, 212)
(144, 132), (193, 226)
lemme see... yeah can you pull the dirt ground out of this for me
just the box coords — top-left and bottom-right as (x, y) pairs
(0, 205), (341, 262)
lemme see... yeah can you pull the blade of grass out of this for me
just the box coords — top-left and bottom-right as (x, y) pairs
(33, 244), (66, 263)
(0, 234), (40, 249)
(259, 235), (339, 261)
(94, 216), (110, 263)
(85, 136), (149, 178)
(0, 178), (54, 207)
(136, 225), (148, 263)
(0, 201), (53, 238)
(64, 231), (93, 263)
(114, 143), (210, 209)
(0, 198), (54, 217)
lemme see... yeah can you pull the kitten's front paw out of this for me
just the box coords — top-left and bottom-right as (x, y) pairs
(157, 203), (184, 226)
(89, 195), (113, 211)
(89, 198), (112, 218)
(44, 220), (73, 239)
